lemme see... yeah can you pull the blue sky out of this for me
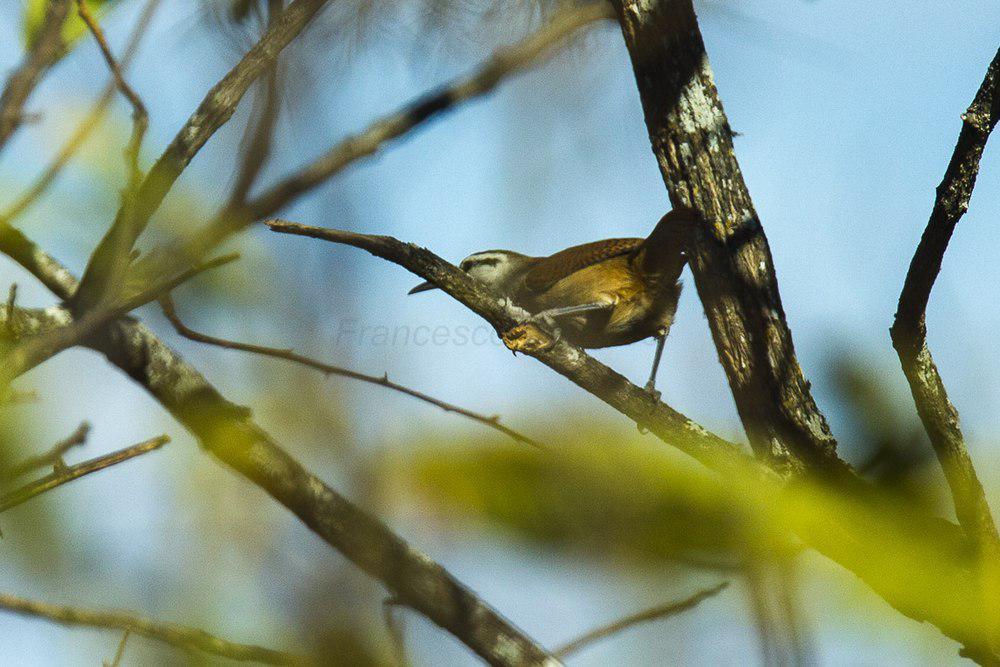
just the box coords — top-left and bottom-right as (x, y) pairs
(1, 0), (999, 663)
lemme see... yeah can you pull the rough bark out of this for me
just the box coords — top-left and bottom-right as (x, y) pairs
(612, 0), (844, 477)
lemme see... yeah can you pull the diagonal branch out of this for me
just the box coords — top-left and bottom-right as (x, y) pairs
(0, 0), (161, 225)
(0, 233), (556, 667)
(611, 0), (846, 476)
(0, 0), (71, 152)
(891, 48), (1000, 551)
(553, 582), (728, 659)
(0, 435), (168, 513)
(75, 0), (148, 196)
(133, 1), (616, 277)
(1, 421), (90, 482)
(160, 296), (544, 449)
(0, 592), (308, 665)
(71, 0), (332, 314)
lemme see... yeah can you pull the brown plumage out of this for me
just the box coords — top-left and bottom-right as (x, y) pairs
(408, 207), (699, 389)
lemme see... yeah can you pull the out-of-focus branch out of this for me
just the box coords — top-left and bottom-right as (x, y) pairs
(0, 0), (71, 152)
(0, 592), (308, 665)
(71, 0), (332, 314)
(553, 583), (728, 659)
(0, 0), (161, 225)
(75, 0), (148, 194)
(0, 421), (90, 482)
(0, 254), (238, 386)
(0, 232), (556, 667)
(0, 435), (168, 513)
(137, 0), (616, 274)
(891, 47), (1000, 552)
(228, 0), (284, 205)
(160, 296), (544, 449)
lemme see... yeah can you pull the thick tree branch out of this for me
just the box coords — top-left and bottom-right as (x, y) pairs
(0, 592), (308, 665)
(0, 0), (71, 152)
(611, 0), (845, 476)
(160, 296), (544, 449)
(0, 235), (556, 666)
(891, 47), (1000, 551)
(0, 435), (168, 513)
(71, 0), (332, 313)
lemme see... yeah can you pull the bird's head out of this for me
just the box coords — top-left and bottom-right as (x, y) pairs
(407, 249), (531, 295)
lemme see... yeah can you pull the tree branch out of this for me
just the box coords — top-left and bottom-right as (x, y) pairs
(553, 582), (728, 659)
(0, 0), (71, 152)
(0, 0), (161, 225)
(71, 0), (332, 313)
(0, 232), (557, 666)
(611, 0), (846, 476)
(75, 0), (148, 195)
(0, 421), (90, 482)
(891, 47), (1000, 552)
(0, 592), (308, 665)
(134, 0), (616, 277)
(0, 435), (168, 513)
(160, 296), (544, 449)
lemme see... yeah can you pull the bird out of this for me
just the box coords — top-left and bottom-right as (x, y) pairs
(408, 207), (699, 393)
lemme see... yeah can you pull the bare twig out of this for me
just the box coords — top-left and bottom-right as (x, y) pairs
(5, 284), (16, 326)
(71, 0), (332, 314)
(0, 0), (71, 152)
(383, 597), (409, 667)
(0, 435), (168, 513)
(553, 583), (728, 659)
(0, 234), (556, 667)
(228, 0), (284, 205)
(891, 47), (1000, 552)
(160, 296), (544, 449)
(75, 0), (149, 195)
(0, 592), (308, 665)
(0, 253), (239, 386)
(104, 630), (130, 667)
(1, 421), (90, 481)
(136, 0), (616, 275)
(0, 0), (161, 224)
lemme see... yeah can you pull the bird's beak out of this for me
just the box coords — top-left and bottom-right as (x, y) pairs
(407, 281), (438, 295)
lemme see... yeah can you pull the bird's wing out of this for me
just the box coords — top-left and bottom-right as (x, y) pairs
(523, 238), (643, 293)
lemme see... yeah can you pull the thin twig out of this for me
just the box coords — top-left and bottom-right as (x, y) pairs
(0, 592), (309, 665)
(0, 0), (71, 152)
(0, 435), (168, 513)
(5, 284), (16, 326)
(890, 47), (1000, 551)
(0, 253), (238, 387)
(228, 0), (284, 206)
(138, 1), (616, 273)
(1, 421), (90, 481)
(0, 0), (161, 224)
(160, 296), (544, 449)
(71, 0), (331, 314)
(383, 597), (408, 667)
(553, 583), (728, 659)
(105, 630), (130, 667)
(75, 0), (148, 195)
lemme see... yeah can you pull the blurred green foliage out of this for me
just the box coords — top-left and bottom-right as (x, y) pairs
(23, 0), (121, 55)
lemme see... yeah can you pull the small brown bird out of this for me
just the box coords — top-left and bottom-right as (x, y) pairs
(409, 207), (698, 392)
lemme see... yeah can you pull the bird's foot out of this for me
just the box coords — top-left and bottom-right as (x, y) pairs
(501, 316), (560, 354)
(643, 380), (662, 402)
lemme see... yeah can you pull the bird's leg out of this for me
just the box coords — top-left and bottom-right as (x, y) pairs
(502, 302), (609, 353)
(644, 332), (667, 399)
